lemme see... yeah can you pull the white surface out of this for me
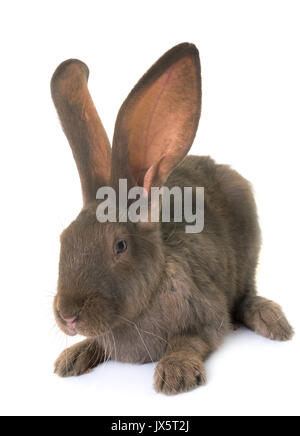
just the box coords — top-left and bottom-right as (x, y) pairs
(0, 0), (299, 416)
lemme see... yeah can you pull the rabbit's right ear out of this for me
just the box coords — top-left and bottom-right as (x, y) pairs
(51, 60), (111, 205)
(111, 43), (201, 193)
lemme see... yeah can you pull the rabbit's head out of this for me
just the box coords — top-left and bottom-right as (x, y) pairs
(51, 43), (201, 337)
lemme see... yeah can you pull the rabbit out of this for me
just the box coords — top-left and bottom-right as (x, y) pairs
(51, 42), (293, 394)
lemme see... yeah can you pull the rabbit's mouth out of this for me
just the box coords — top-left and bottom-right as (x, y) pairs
(65, 322), (78, 336)
(54, 306), (112, 338)
(55, 309), (78, 336)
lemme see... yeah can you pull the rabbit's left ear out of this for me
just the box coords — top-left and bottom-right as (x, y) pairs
(51, 59), (111, 205)
(111, 43), (201, 193)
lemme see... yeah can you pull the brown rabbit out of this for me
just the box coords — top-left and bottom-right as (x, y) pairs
(51, 43), (293, 394)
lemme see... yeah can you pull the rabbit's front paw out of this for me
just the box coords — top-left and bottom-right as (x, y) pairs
(154, 353), (206, 395)
(54, 339), (104, 377)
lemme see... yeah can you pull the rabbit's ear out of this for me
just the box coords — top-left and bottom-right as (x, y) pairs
(111, 43), (201, 193)
(51, 60), (111, 204)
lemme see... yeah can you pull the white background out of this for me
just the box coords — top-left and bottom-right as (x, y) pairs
(0, 0), (299, 416)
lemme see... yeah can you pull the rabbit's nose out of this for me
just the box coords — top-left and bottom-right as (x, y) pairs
(58, 311), (79, 328)
(64, 316), (77, 329)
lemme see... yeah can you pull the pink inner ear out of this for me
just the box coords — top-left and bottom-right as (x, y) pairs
(143, 166), (154, 195)
(142, 154), (166, 194)
(125, 54), (199, 190)
(141, 65), (175, 154)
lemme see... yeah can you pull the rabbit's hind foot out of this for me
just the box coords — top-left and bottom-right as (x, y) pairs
(235, 296), (293, 341)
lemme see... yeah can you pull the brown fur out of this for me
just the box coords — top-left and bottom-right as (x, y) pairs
(51, 43), (293, 395)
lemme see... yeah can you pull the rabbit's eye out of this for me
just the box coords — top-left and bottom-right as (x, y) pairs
(115, 240), (127, 255)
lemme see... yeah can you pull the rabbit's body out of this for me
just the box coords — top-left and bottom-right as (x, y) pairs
(165, 154), (260, 313)
(52, 44), (293, 394)
(79, 156), (257, 364)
